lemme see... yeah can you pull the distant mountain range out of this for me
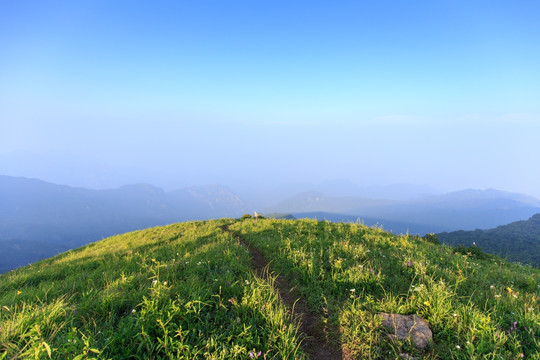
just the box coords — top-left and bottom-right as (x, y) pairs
(2, 174), (540, 272)
(438, 213), (540, 267)
(238, 181), (442, 208)
(267, 189), (540, 234)
(0, 175), (250, 272)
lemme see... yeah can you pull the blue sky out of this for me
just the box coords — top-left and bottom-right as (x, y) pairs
(1, 1), (540, 196)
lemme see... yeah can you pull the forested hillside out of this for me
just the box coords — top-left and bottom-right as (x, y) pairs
(439, 213), (540, 267)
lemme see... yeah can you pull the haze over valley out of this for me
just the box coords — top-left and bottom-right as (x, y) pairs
(2, 174), (540, 272)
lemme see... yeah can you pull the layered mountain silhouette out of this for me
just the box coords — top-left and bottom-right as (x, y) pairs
(0, 175), (249, 272)
(266, 189), (540, 234)
(3, 174), (540, 272)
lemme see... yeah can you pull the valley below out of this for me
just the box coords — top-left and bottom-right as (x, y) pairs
(2, 175), (540, 272)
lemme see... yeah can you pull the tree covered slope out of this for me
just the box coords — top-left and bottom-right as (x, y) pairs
(1, 218), (538, 359)
(438, 213), (540, 267)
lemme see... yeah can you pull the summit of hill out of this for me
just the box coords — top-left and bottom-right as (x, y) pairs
(1, 218), (538, 359)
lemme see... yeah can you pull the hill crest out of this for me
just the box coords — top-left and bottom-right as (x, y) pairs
(1, 218), (538, 359)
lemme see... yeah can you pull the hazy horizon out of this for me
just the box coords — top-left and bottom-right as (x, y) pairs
(2, 1), (539, 198)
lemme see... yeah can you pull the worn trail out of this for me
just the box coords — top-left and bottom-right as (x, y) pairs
(221, 224), (344, 360)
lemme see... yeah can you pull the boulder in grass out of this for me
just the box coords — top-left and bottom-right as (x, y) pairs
(379, 313), (433, 349)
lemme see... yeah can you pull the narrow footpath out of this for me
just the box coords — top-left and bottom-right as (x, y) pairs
(221, 224), (344, 360)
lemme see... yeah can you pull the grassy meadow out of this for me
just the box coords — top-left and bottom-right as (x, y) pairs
(0, 218), (538, 359)
(231, 219), (539, 359)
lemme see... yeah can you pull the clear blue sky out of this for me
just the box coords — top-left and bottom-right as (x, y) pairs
(1, 1), (539, 196)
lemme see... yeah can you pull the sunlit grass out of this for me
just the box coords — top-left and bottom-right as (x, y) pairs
(0, 220), (305, 359)
(231, 218), (539, 359)
(1, 218), (538, 359)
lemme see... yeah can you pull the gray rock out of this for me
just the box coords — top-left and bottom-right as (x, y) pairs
(379, 313), (433, 349)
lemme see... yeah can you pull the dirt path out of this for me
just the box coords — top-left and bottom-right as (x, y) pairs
(222, 224), (344, 360)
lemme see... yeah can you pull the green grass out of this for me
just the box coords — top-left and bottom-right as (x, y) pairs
(0, 220), (304, 359)
(230, 219), (539, 359)
(1, 218), (538, 359)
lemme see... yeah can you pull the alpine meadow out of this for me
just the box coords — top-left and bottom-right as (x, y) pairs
(1, 218), (538, 359)
(2, 2), (540, 359)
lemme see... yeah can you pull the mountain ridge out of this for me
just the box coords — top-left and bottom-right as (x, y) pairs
(268, 188), (540, 232)
(3, 174), (540, 273)
(0, 175), (251, 272)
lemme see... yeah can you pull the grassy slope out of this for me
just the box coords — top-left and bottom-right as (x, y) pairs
(231, 220), (539, 359)
(1, 218), (539, 359)
(0, 220), (304, 360)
